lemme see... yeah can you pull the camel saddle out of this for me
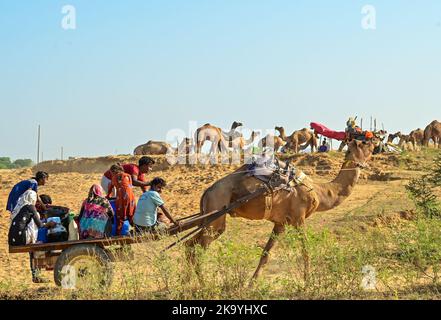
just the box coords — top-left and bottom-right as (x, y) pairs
(247, 156), (307, 191)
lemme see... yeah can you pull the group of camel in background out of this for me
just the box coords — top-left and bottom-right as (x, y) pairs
(134, 121), (318, 156)
(387, 120), (441, 151)
(133, 119), (440, 282)
(134, 119), (441, 156)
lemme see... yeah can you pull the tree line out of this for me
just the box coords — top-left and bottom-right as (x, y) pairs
(0, 157), (34, 169)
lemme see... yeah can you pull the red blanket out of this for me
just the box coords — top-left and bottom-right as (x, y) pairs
(310, 122), (347, 141)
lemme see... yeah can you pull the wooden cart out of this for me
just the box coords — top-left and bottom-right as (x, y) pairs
(8, 187), (270, 289)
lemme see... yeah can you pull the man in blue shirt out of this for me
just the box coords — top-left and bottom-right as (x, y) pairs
(6, 171), (49, 213)
(133, 178), (179, 233)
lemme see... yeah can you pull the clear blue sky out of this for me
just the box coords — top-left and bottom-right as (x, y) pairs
(1, 0), (440, 161)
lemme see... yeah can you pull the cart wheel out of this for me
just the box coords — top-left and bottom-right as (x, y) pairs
(54, 244), (113, 290)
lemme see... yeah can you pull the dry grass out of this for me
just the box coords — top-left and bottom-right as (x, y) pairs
(1, 148), (441, 300)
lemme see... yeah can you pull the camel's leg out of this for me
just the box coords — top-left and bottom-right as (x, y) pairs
(251, 223), (285, 282)
(185, 189), (232, 280)
(338, 141), (346, 152)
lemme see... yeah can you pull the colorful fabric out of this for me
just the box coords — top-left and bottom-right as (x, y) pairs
(104, 164), (146, 183)
(6, 179), (38, 212)
(9, 191), (42, 246)
(79, 186), (114, 239)
(110, 173), (136, 235)
(134, 191), (165, 227)
(310, 122), (347, 141)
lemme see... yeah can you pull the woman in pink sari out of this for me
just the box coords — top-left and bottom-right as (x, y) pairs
(79, 185), (114, 239)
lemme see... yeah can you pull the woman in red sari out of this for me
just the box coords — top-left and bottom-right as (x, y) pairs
(108, 165), (136, 235)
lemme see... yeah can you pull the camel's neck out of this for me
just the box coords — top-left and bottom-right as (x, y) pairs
(278, 128), (287, 140)
(313, 161), (361, 212)
(244, 133), (256, 145)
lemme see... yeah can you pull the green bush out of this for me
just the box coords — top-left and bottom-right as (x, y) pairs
(0, 157), (34, 169)
(406, 154), (441, 218)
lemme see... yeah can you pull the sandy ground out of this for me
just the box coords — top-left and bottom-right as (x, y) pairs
(0, 152), (425, 291)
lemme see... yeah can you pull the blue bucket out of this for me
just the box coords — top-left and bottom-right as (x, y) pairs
(109, 199), (131, 236)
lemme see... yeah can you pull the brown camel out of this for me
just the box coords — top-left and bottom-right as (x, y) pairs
(195, 122), (242, 154)
(185, 140), (375, 281)
(229, 131), (260, 150)
(258, 134), (286, 152)
(134, 140), (172, 155)
(396, 132), (411, 147)
(135, 138), (194, 156)
(275, 127), (318, 153)
(424, 120), (441, 148)
(409, 129), (424, 150)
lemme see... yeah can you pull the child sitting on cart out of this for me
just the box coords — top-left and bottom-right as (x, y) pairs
(133, 178), (179, 234)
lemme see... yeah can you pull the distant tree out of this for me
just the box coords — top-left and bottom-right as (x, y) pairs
(0, 157), (34, 169)
(0, 157), (13, 169)
(13, 159), (34, 168)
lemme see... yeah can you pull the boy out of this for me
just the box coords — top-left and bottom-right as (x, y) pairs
(133, 178), (179, 233)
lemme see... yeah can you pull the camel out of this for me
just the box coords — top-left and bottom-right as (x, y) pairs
(424, 120), (441, 148)
(258, 134), (286, 153)
(195, 122), (242, 155)
(229, 131), (260, 151)
(396, 132), (411, 147)
(185, 140), (375, 281)
(275, 127), (318, 153)
(409, 129), (424, 150)
(134, 138), (194, 156)
(134, 141), (172, 155)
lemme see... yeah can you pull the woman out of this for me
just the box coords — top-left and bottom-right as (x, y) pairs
(8, 190), (55, 283)
(79, 185), (114, 239)
(107, 164), (136, 235)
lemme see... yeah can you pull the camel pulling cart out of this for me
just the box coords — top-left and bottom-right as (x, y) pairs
(8, 187), (274, 289)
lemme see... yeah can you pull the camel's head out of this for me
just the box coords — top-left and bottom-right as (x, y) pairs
(275, 126), (283, 133)
(345, 140), (375, 168)
(251, 131), (261, 140)
(232, 121), (243, 130)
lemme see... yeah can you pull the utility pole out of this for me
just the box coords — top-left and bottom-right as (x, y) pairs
(360, 118), (363, 130)
(61, 147), (64, 161)
(37, 125), (41, 164)
(370, 116), (373, 131)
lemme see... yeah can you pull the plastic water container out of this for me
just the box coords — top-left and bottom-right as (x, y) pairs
(37, 228), (48, 243)
(109, 199), (130, 236)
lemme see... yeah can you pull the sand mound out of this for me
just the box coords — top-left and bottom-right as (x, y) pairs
(33, 155), (172, 174)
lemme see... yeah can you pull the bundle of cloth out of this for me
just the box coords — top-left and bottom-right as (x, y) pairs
(310, 122), (347, 141)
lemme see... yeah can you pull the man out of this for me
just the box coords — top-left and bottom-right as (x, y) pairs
(133, 178), (179, 233)
(6, 171), (49, 214)
(101, 156), (155, 194)
(319, 139), (329, 153)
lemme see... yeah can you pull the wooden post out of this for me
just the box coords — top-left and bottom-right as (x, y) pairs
(61, 147), (64, 161)
(361, 118), (363, 130)
(370, 116), (373, 131)
(37, 125), (41, 164)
